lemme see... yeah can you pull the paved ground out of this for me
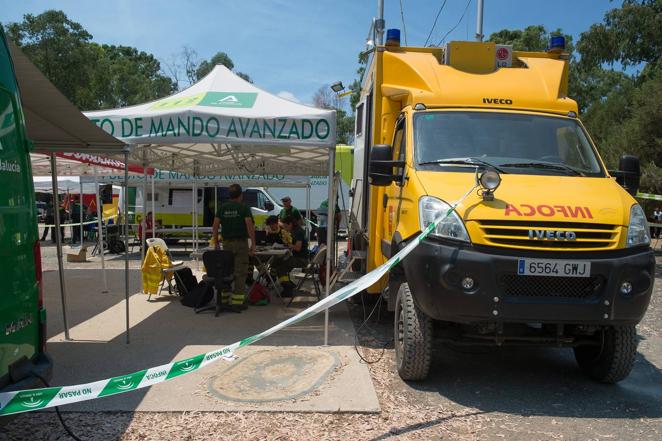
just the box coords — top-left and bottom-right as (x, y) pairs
(1, 242), (661, 440)
(30, 267), (379, 413)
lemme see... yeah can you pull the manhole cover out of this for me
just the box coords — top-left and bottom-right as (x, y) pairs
(208, 348), (339, 403)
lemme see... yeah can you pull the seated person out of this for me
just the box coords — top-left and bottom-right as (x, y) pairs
(272, 216), (309, 296)
(265, 215), (292, 246)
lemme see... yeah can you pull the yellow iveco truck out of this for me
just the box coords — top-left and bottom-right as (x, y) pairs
(350, 29), (654, 383)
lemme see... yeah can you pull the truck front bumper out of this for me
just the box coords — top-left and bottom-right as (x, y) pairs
(402, 240), (655, 325)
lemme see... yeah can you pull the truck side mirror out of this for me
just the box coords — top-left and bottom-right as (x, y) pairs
(612, 154), (640, 197)
(265, 201), (274, 211)
(369, 144), (404, 186)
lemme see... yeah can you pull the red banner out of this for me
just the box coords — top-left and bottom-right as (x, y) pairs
(55, 152), (154, 175)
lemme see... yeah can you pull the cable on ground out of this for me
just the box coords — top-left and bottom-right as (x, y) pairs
(33, 373), (84, 441)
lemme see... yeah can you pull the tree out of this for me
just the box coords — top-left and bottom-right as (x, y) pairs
(195, 51), (234, 80)
(576, 0), (662, 71)
(312, 85), (354, 144)
(312, 85), (335, 109)
(90, 45), (176, 109)
(195, 51), (252, 83)
(163, 45), (199, 90)
(6, 10), (175, 110)
(7, 10), (96, 107)
(575, 0), (662, 192)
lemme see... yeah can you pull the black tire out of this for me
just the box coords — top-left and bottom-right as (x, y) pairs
(394, 282), (432, 381)
(573, 325), (638, 384)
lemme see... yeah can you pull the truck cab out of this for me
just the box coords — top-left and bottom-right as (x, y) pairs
(352, 35), (654, 383)
(0, 26), (52, 402)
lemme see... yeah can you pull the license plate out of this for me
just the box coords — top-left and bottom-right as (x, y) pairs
(517, 258), (591, 278)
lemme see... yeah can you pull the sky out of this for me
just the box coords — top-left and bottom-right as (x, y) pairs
(5, 0), (619, 109)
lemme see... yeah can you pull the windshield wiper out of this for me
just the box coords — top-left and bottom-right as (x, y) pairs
(418, 157), (507, 174)
(500, 161), (584, 176)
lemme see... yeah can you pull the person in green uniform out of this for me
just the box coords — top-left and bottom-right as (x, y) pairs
(212, 184), (256, 308)
(278, 196), (302, 226)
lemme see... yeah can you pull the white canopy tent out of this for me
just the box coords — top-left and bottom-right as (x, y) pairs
(84, 65), (338, 343)
(84, 65), (335, 176)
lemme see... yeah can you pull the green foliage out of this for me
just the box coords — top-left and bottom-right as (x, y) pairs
(489, 25), (574, 53)
(576, 0), (662, 70)
(336, 109), (354, 145)
(195, 52), (234, 79)
(577, 0), (662, 193)
(195, 51), (252, 83)
(6, 10), (175, 110)
(486, 2), (662, 193)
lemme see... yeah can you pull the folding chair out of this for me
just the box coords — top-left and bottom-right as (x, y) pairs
(288, 245), (326, 306)
(146, 237), (186, 298)
(199, 250), (245, 315)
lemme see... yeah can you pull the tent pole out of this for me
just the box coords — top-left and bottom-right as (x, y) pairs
(151, 173), (155, 239)
(214, 185), (218, 220)
(141, 153), (147, 263)
(192, 171), (197, 257)
(324, 145), (336, 346)
(123, 147), (130, 344)
(93, 168), (108, 292)
(306, 178), (311, 244)
(79, 180), (84, 247)
(51, 153), (70, 341)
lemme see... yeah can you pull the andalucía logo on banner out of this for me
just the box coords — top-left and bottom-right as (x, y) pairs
(166, 354), (204, 380)
(198, 92), (257, 108)
(4, 387), (61, 413)
(99, 370), (147, 397)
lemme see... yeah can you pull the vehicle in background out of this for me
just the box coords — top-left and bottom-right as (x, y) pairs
(0, 25), (52, 405)
(350, 27), (654, 383)
(134, 185), (282, 233)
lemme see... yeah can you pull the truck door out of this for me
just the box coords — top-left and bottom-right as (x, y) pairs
(382, 117), (407, 250)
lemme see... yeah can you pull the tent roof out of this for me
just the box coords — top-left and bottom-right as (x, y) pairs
(30, 153), (154, 177)
(84, 66), (336, 176)
(9, 40), (126, 153)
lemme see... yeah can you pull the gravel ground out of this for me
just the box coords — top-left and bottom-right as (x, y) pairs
(2, 244), (661, 440)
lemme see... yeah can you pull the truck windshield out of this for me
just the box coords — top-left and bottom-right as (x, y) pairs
(414, 111), (604, 177)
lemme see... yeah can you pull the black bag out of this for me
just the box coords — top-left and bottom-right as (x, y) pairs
(180, 280), (214, 308)
(174, 267), (197, 296)
(108, 239), (125, 254)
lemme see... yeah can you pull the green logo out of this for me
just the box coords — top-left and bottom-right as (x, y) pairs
(166, 355), (204, 380)
(2, 387), (61, 414)
(198, 92), (257, 108)
(99, 371), (147, 397)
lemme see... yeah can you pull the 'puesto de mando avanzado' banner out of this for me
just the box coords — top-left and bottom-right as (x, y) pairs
(88, 114), (334, 146)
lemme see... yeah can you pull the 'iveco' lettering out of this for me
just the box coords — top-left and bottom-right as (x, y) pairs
(482, 97), (513, 105)
(528, 230), (577, 241)
(505, 204), (593, 219)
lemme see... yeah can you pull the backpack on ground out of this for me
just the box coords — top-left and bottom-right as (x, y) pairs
(180, 280), (214, 308)
(174, 267), (197, 296)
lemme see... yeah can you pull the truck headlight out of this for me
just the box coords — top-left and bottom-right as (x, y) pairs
(419, 196), (470, 243)
(627, 204), (650, 247)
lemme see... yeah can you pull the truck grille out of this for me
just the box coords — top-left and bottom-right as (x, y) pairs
(499, 274), (604, 299)
(475, 220), (620, 251)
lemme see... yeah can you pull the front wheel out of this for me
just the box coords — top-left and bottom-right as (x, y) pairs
(394, 283), (432, 381)
(573, 325), (638, 383)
